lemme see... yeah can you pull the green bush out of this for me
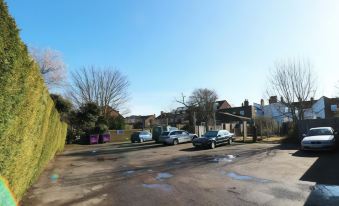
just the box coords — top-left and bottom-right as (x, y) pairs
(0, 0), (67, 200)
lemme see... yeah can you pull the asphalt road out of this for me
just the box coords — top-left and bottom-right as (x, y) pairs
(21, 141), (339, 206)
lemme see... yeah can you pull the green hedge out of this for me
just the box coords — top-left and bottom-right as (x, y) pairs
(0, 0), (67, 200)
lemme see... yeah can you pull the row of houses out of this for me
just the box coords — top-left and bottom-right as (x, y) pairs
(123, 96), (339, 130)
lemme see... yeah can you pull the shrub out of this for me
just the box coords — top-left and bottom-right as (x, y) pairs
(0, 1), (67, 200)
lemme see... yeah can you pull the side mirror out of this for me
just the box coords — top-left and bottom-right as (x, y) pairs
(217, 135), (221, 137)
(302, 134), (306, 138)
(334, 131), (338, 135)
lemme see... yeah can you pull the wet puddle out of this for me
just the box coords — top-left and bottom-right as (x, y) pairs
(156, 172), (173, 181)
(212, 155), (236, 163)
(224, 172), (271, 183)
(306, 184), (339, 205)
(142, 184), (173, 192)
(123, 170), (135, 175)
(311, 184), (339, 198)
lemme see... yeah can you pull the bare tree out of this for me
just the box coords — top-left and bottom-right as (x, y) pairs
(267, 58), (317, 121)
(176, 88), (218, 126)
(68, 66), (129, 116)
(30, 47), (67, 89)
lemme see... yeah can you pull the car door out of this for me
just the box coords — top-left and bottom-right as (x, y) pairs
(144, 131), (151, 141)
(220, 131), (227, 144)
(147, 131), (153, 141)
(216, 131), (223, 145)
(140, 131), (146, 140)
(182, 131), (190, 142)
(175, 131), (184, 143)
(170, 131), (177, 141)
(224, 130), (230, 142)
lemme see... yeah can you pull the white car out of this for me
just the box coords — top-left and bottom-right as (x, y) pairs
(301, 127), (338, 151)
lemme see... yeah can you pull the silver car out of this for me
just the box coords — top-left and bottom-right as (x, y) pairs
(130, 131), (153, 143)
(159, 130), (198, 145)
(301, 127), (338, 151)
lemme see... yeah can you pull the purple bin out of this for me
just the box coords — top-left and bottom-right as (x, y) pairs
(89, 134), (99, 144)
(102, 133), (111, 143)
(99, 133), (111, 143)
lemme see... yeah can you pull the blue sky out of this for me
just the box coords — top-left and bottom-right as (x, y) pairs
(6, 0), (339, 115)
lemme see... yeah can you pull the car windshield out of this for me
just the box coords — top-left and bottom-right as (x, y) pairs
(203, 131), (218, 138)
(161, 132), (170, 136)
(307, 128), (333, 136)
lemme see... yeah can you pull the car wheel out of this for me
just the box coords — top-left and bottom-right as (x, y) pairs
(140, 138), (143, 143)
(210, 141), (216, 149)
(229, 138), (232, 145)
(173, 139), (178, 145)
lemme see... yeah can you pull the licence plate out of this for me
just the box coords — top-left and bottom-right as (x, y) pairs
(195, 143), (201, 146)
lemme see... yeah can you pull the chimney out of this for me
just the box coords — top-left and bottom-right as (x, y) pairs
(269, 96), (278, 104)
(280, 97), (284, 103)
(244, 99), (249, 107)
(260, 99), (265, 106)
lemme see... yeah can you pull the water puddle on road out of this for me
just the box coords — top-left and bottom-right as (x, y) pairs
(156, 172), (173, 181)
(224, 171), (271, 183)
(306, 184), (339, 205)
(142, 184), (173, 192)
(212, 155), (236, 163)
(123, 170), (135, 175)
(311, 184), (339, 198)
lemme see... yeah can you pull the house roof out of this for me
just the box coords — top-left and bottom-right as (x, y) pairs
(216, 100), (231, 109)
(156, 112), (175, 119)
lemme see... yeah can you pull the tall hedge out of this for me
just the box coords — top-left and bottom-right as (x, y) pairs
(0, 0), (67, 200)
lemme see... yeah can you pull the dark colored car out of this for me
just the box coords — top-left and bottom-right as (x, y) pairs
(130, 131), (153, 143)
(192, 130), (234, 149)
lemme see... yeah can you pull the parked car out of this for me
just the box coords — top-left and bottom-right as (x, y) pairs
(131, 131), (153, 143)
(152, 125), (178, 142)
(301, 127), (338, 151)
(192, 130), (234, 149)
(159, 130), (198, 145)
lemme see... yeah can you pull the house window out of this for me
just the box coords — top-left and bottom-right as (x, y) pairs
(240, 110), (244, 116)
(284, 107), (289, 113)
(331, 105), (337, 112)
